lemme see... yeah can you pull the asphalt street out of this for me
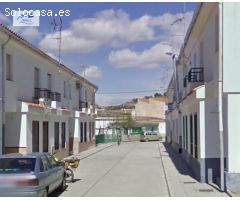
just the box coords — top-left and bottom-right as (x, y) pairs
(51, 141), (228, 197)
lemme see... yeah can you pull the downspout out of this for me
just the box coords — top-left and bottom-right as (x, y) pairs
(1, 35), (12, 154)
(218, 2), (225, 191)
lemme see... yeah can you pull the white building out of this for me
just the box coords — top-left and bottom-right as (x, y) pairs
(0, 25), (97, 160)
(166, 2), (240, 193)
(95, 117), (115, 135)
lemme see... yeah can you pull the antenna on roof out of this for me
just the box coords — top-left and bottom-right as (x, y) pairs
(51, 17), (62, 73)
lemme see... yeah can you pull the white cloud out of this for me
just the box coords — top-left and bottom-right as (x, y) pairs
(8, 26), (41, 41)
(82, 66), (103, 79)
(108, 11), (193, 69)
(39, 9), (157, 54)
(108, 42), (172, 69)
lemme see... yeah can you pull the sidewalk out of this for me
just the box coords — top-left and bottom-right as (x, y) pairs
(158, 142), (229, 197)
(67, 143), (115, 160)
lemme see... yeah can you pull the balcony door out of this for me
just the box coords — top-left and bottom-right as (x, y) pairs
(43, 122), (49, 152)
(34, 67), (40, 88)
(32, 121), (39, 152)
(47, 73), (52, 91)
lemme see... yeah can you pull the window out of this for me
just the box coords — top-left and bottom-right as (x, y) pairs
(46, 155), (58, 168)
(183, 117), (185, 149)
(47, 74), (52, 91)
(32, 121), (39, 152)
(194, 113), (198, 159)
(6, 54), (13, 81)
(34, 68), (40, 88)
(0, 158), (36, 173)
(54, 122), (59, 150)
(41, 156), (51, 171)
(193, 53), (197, 68)
(43, 122), (49, 152)
(84, 122), (87, 142)
(80, 122), (84, 143)
(68, 83), (72, 99)
(61, 122), (66, 148)
(190, 115), (193, 156)
(92, 122), (95, 137)
(185, 116), (188, 152)
(39, 159), (44, 172)
(200, 41), (204, 68)
(89, 122), (92, 141)
(64, 81), (66, 98)
(215, 14), (219, 52)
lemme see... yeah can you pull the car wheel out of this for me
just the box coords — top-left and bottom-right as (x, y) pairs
(146, 139), (149, 142)
(66, 168), (74, 183)
(42, 189), (48, 197)
(58, 176), (67, 191)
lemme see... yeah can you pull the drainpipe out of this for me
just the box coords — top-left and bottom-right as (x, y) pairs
(1, 36), (11, 155)
(218, 2), (225, 191)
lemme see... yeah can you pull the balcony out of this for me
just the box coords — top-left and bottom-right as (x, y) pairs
(188, 68), (204, 83)
(79, 101), (88, 109)
(51, 92), (61, 102)
(51, 92), (61, 109)
(34, 88), (51, 100)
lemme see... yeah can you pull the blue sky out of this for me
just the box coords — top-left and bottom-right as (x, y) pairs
(0, 2), (196, 106)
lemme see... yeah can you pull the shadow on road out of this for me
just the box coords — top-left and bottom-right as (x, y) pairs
(50, 179), (82, 197)
(161, 142), (197, 181)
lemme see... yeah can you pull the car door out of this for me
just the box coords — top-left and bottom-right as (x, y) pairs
(46, 155), (62, 190)
(42, 155), (58, 193)
(40, 155), (54, 192)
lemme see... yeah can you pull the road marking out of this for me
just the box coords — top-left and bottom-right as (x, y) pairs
(158, 142), (172, 197)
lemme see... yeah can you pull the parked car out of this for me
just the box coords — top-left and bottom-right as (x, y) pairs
(140, 132), (161, 142)
(0, 152), (66, 197)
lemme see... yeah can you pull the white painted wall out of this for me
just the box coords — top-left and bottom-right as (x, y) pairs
(227, 94), (240, 172)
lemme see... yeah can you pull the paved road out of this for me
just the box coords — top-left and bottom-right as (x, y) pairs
(57, 141), (169, 197)
(52, 141), (228, 197)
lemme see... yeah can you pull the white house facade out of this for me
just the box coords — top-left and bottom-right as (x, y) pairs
(0, 25), (97, 160)
(166, 2), (240, 193)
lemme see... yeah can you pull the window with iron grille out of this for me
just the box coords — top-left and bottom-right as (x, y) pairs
(61, 122), (66, 148)
(54, 122), (59, 150)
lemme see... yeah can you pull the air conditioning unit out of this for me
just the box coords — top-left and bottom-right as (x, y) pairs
(76, 81), (81, 89)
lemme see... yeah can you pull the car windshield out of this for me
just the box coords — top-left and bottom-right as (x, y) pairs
(0, 158), (36, 173)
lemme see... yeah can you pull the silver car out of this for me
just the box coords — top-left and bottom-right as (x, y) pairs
(0, 152), (66, 197)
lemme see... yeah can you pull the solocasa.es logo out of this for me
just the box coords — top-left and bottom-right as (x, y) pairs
(13, 10), (39, 26)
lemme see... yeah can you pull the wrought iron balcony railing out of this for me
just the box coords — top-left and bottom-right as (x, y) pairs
(188, 67), (204, 83)
(34, 88), (51, 100)
(51, 92), (61, 102)
(79, 101), (88, 109)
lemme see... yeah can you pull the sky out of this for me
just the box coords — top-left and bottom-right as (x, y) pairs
(0, 2), (197, 106)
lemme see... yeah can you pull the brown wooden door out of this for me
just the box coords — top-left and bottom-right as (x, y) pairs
(43, 122), (49, 152)
(32, 121), (39, 152)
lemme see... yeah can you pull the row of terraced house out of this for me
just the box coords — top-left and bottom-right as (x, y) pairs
(165, 2), (240, 193)
(0, 24), (98, 160)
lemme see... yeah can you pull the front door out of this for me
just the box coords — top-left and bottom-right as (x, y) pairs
(32, 121), (39, 152)
(43, 122), (49, 152)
